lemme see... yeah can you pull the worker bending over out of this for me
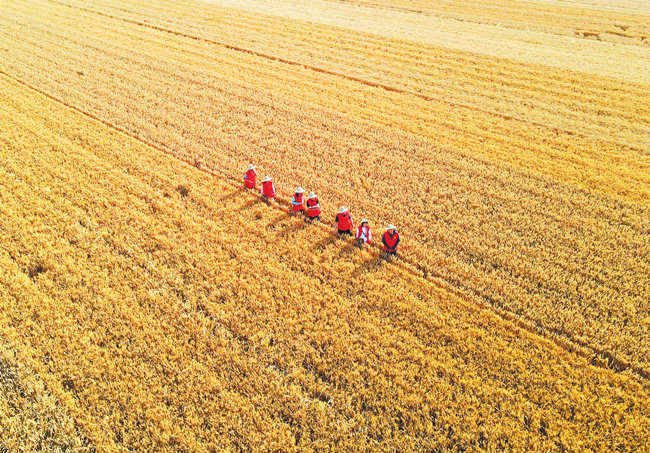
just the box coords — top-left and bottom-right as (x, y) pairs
(306, 192), (321, 221)
(261, 176), (276, 203)
(244, 164), (256, 189)
(355, 219), (372, 247)
(291, 187), (305, 215)
(335, 207), (353, 237)
(382, 224), (400, 257)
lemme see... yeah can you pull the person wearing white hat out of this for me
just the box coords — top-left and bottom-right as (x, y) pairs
(306, 192), (321, 221)
(355, 219), (372, 247)
(334, 206), (353, 237)
(290, 187), (305, 215)
(261, 176), (276, 202)
(244, 164), (256, 189)
(382, 224), (400, 256)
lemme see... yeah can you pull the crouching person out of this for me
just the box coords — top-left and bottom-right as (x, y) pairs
(382, 224), (400, 259)
(261, 176), (276, 203)
(290, 187), (305, 215)
(244, 164), (256, 189)
(306, 192), (321, 222)
(334, 207), (353, 237)
(355, 219), (372, 248)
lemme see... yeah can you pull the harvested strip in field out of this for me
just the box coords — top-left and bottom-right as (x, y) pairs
(1, 71), (649, 451)
(53, 0), (650, 84)
(327, 0), (650, 46)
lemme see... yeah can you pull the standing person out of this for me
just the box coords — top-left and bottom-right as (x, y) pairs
(382, 224), (400, 257)
(306, 192), (321, 221)
(243, 164), (256, 189)
(290, 187), (305, 215)
(261, 176), (276, 203)
(355, 219), (372, 247)
(334, 207), (353, 237)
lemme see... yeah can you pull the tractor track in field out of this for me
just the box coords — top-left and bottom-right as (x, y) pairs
(44, 0), (649, 156)
(2, 68), (647, 383)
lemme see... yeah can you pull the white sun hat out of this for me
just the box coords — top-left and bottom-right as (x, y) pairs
(262, 176), (272, 182)
(308, 192), (316, 199)
(361, 219), (369, 224)
(295, 187), (305, 194)
(385, 224), (396, 230)
(338, 206), (348, 214)
(247, 164), (255, 170)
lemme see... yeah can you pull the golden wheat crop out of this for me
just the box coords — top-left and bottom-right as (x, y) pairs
(1, 0), (647, 373)
(1, 0), (649, 450)
(1, 74), (649, 451)
(0, 340), (89, 450)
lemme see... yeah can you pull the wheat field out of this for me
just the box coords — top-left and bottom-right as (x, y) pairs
(0, 0), (648, 451)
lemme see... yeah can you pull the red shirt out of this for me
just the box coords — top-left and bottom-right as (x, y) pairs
(335, 212), (353, 231)
(262, 181), (276, 197)
(382, 231), (400, 252)
(291, 193), (304, 211)
(244, 169), (256, 188)
(306, 198), (320, 217)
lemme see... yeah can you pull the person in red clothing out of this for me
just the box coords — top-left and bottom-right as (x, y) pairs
(334, 206), (353, 237)
(382, 224), (400, 257)
(355, 219), (372, 247)
(261, 176), (276, 203)
(306, 192), (320, 221)
(290, 187), (305, 215)
(243, 164), (256, 189)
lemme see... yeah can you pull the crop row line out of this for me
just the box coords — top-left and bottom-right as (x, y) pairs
(5, 3), (648, 208)
(44, 0), (649, 156)
(2, 38), (636, 308)
(73, 0), (650, 101)
(3, 23), (644, 294)
(6, 0), (648, 220)
(26, 0), (650, 195)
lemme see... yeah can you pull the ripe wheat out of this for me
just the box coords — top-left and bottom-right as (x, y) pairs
(1, 75), (649, 450)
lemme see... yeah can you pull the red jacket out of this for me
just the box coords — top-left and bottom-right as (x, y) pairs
(244, 169), (256, 189)
(356, 225), (372, 244)
(335, 212), (353, 231)
(382, 230), (400, 252)
(291, 193), (304, 212)
(306, 197), (320, 218)
(261, 180), (276, 198)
